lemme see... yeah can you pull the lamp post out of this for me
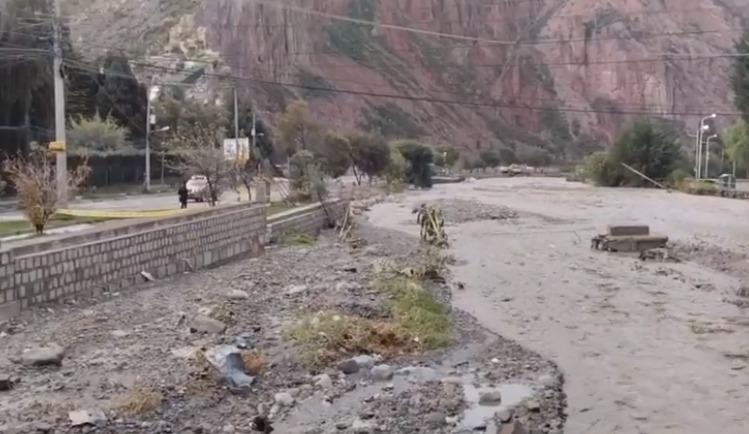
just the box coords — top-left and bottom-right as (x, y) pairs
(704, 134), (718, 179)
(696, 114), (717, 179)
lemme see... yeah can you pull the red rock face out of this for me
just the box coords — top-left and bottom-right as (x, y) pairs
(67, 0), (748, 159)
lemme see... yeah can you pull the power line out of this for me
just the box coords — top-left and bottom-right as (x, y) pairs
(62, 56), (742, 118)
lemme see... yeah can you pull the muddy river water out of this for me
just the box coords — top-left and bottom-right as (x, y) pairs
(368, 177), (749, 433)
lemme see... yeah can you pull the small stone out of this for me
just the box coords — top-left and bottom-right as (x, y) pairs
(140, 271), (156, 282)
(396, 366), (438, 382)
(351, 418), (373, 433)
(110, 330), (129, 338)
(525, 399), (540, 412)
(222, 424), (235, 433)
(0, 374), (13, 391)
(382, 383), (395, 391)
(445, 416), (458, 425)
(538, 374), (556, 387)
(425, 412), (446, 427)
(491, 358), (500, 364)
(335, 421), (350, 430)
(730, 360), (746, 371)
(314, 374), (333, 388)
(189, 315), (227, 334)
(21, 344), (65, 366)
(227, 289), (249, 300)
(68, 408), (107, 427)
(274, 391), (295, 406)
(499, 420), (528, 434)
(285, 284), (308, 295)
(34, 422), (53, 432)
(337, 359), (360, 375)
(171, 346), (200, 359)
(370, 364), (394, 381)
(353, 355), (376, 369)
(496, 408), (513, 423)
(479, 390), (502, 405)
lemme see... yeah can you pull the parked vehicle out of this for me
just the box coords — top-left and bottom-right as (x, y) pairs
(186, 175), (208, 202)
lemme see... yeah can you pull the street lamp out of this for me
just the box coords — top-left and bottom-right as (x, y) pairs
(704, 134), (718, 179)
(696, 114), (717, 179)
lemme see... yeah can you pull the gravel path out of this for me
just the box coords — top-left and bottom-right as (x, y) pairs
(368, 178), (749, 434)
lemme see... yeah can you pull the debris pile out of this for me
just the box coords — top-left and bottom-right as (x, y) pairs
(591, 225), (668, 253)
(429, 199), (519, 223)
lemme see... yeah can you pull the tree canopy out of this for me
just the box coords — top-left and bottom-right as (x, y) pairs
(275, 100), (322, 156)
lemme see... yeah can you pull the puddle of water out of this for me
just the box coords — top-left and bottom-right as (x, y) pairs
(459, 382), (534, 433)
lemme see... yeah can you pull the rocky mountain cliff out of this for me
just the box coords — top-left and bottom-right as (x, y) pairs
(63, 0), (748, 161)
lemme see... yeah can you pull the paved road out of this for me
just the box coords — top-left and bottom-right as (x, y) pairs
(0, 182), (291, 221)
(369, 177), (749, 434)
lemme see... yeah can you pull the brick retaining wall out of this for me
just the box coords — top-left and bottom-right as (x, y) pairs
(0, 203), (266, 320)
(0, 199), (350, 320)
(267, 200), (348, 243)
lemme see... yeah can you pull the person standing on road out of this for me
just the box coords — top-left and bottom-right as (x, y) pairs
(178, 182), (188, 209)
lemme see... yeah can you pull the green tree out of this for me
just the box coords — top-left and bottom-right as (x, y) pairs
(393, 140), (433, 188)
(479, 150), (501, 168)
(67, 115), (132, 155)
(733, 31), (749, 121)
(312, 133), (352, 178)
(724, 119), (749, 171)
(348, 133), (390, 184)
(275, 100), (322, 156)
(605, 119), (682, 186)
(288, 150), (327, 201)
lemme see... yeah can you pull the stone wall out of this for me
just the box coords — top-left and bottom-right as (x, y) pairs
(267, 200), (348, 243)
(0, 203), (266, 320)
(0, 199), (351, 320)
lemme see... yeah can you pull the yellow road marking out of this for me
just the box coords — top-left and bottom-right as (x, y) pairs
(56, 208), (187, 219)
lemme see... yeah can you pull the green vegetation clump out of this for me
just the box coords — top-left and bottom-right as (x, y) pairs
(279, 232), (318, 247)
(288, 277), (451, 368)
(579, 119), (681, 187)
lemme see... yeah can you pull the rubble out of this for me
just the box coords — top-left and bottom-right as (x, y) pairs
(68, 408), (107, 427)
(204, 345), (255, 393)
(591, 225), (668, 252)
(189, 314), (227, 334)
(19, 344), (65, 366)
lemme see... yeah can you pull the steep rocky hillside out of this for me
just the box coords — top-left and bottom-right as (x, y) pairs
(62, 0), (748, 161)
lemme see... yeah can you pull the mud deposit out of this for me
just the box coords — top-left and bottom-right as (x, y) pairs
(369, 178), (749, 434)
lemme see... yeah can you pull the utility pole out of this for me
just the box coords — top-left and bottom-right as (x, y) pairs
(145, 78), (156, 192)
(233, 87), (240, 148)
(52, 0), (67, 204)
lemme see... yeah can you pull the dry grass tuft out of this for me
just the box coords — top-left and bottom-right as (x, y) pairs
(113, 387), (163, 415)
(288, 312), (412, 368)
(241, 350), (266, 376)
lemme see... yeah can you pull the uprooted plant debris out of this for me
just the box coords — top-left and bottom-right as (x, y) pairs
(0, 202), (565, 434)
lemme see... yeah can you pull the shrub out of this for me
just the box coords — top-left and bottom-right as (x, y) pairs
(384, 146), (409, 185)
(3, 149), (91, 234)
(68, 115), (132, 155)
(289, 150), (327, 201)
(607, 119), (682, 186)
